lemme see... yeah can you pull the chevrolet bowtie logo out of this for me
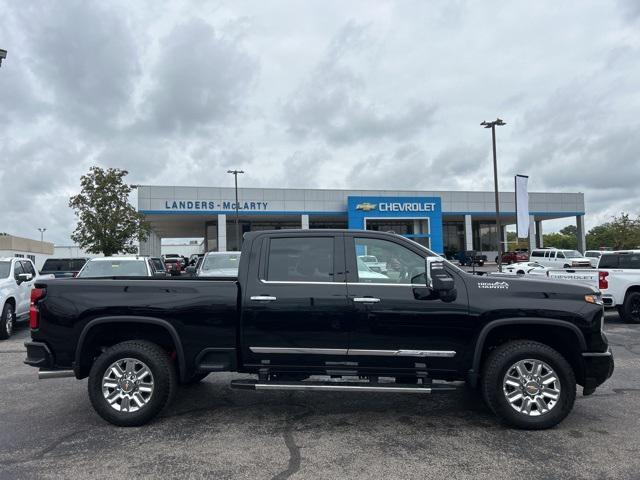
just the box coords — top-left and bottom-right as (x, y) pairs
(355, 202), (377, 211)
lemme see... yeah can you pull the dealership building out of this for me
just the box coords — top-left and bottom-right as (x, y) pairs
(137, 186), (586, 258)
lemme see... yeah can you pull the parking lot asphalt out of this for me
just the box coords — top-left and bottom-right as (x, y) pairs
(1, 313), (639, 480)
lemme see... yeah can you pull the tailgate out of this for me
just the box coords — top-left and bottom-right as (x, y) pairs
(546, 269), (599, 288)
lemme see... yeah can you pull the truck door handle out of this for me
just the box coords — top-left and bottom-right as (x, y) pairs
(250, 296), (277, 302)
(353, 297), (380, 303)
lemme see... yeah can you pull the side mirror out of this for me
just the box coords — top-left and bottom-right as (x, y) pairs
(425, 257), (456, 301)
(17, 273), (33, 283)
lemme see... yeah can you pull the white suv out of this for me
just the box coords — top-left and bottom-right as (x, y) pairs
(530, 248), (592, 268)
(0, 257), (41, 339)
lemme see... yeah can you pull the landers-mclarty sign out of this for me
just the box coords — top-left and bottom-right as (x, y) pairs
(164, 200), (269, 211)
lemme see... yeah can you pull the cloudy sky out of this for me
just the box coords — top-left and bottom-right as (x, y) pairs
(1, 0), (639, 244)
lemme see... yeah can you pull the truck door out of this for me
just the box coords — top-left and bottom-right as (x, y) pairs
(345, 234), (471, 376)
(241, 233), (350, 369)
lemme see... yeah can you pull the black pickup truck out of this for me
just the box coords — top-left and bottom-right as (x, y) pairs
(25, 229), (613, 430)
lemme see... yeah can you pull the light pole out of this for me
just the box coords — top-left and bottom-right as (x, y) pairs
(227, 170), (244, 249)
(0, 49), (6, 68)
(38, 227), (47, 243)
(481, 118), (506, 272)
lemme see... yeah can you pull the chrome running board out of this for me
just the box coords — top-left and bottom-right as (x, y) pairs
(230, 379), (457, 394)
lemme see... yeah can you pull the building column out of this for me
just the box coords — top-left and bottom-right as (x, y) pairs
(301, 214), (309, 229)
(218, 214), (227, 252)
(139, 230), (161, 257)
(501, 225), (508, 252)
(528, 215), (536, 253)
(576, 215), (586, 253)
(535, 220), (543, 248)
(464, 215), (473, 251)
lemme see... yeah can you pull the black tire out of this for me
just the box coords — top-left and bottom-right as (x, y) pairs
(621, 292), (640, 324)
(478, 261), (484, 267)
(516, 270), (525, 275)
(88, 340), (177, 427)
(481, 340), (576, 430)
(180, 372), (210, 385)
(563, 264), (570, 269)
(0, 302), (15, 340)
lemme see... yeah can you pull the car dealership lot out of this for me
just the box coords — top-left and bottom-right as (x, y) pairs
(1, 313), (639, 480)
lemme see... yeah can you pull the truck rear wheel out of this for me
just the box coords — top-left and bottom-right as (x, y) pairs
(481, 341), (576, 430)
(88, 340), (177, 427)
(621, 292), (640, 324)
(0, 303), (14, 340)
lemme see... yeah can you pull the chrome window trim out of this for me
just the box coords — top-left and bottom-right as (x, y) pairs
(258, 279), (426, 287)
(260, 279), (337, 285)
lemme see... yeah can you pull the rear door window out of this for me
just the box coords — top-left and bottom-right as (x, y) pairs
(598, 255), (619, 268)
(266, 237), (334, 282)
(619, 254), (640, 269)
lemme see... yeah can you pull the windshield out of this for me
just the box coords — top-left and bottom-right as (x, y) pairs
(202, 253), (241, 271)
(78, 259), (148, 277)
(564, 250), (583, 258)
(0, 261), (10, 278)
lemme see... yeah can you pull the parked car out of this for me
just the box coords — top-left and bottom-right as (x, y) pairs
(77, 257), (167, 278)
(584, 250), (608, 268)
(357, 255), (387, 273)
(25, 229), (613, 430)
(40, 257), (88, 278)
(457, 250), (486, 267)
(188, 253), (204, 266)
(546, 250), (640, 323)
(496, 251), (529, 265)
(163, 257), (183, 276)
(197, 252), (241, 278)
(0, 257), (53, 339)
(530, 248), (592, 268)
(502, 261), (548, 276)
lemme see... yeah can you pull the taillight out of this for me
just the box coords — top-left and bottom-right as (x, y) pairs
(598, 271), (609, 290)
(29, 287), (46, 330)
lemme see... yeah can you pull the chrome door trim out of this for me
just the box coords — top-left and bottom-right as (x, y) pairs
(249, 347), (348, 355)
(347, 349), (456, 358)
(352, 297), (381, 303)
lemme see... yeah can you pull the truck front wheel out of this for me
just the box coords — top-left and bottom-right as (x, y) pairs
(481, 341), (576, 430)
(621, 292), (640, 324)
(88, 340), (177, 427)
(0, 303), (14, 340)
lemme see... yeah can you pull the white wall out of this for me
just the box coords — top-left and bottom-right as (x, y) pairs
(0, 250), (51, 270)
(161, 242), (204, 257)
(54, 246), (103, 260)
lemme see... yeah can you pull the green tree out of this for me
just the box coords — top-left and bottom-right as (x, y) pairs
(586, 213), (640, 250)
(69, 167), (150, 256)
(559, 225), (577, 237)
(542, 232), (576, 250)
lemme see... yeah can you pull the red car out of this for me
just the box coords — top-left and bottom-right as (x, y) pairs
(496, 251), (529, 264)
(163, 258), (183, 276)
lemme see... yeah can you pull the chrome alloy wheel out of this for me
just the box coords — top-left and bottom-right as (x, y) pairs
(102, 358), (154, 413)
(502, 359), (561, 417)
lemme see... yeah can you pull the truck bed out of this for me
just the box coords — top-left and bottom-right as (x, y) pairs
(31, 277), (239, 375)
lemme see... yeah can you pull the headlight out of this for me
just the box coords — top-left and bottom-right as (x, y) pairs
(584, 293), (603, 305)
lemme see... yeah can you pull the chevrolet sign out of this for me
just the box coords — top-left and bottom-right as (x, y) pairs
(378, 202), (436, 212)
(355, 202), (378, 211)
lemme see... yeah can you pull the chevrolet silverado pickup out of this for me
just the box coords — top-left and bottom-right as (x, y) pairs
(25, 230), (614, 430)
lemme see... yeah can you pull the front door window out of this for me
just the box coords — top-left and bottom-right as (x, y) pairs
(353, 237), (425, 284)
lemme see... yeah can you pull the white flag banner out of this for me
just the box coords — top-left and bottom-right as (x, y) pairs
(515, 175), (529, 238)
